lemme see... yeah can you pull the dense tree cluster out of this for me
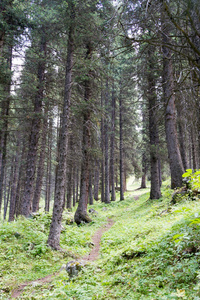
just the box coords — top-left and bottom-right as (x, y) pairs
(0, 0), (199, 249)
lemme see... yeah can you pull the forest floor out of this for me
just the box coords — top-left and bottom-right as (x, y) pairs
(10, 217), (115, 298)
(1, 178), (200, 299)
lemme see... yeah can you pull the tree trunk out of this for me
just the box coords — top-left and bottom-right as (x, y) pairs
(147, 47), (162, 199)
(15, 142), (26, 217)
(4, 164), (13, 220)
(104, 80), (110, 204)
(32, 113), (48, 212)
(48, 18), (74, 249)
(94, 159), (100, 201)
(141, 153), (147, 189)
(67, 165), (72, 210)
(89, 172), (93, 205)
(45, 118), (53, 212)
(9, 141), (20, 221)
(76, 168), (79, 203)
(74, 43), (93, 225)
(101, 90), (105, 202)
(73, 167), (76, 207)
(66, 134), (73, 210)
(177, 99), (188, 171)
(162, 14), (184, 188)
(110, 83), (116, 201)
(119, 88), (124, 200)
(21, 32), (47, 217)
(0, 44), (12, 215)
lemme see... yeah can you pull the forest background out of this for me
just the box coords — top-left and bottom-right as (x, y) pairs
(0, 0), (200, 253)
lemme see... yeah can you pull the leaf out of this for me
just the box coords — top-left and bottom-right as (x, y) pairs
(172, 234), (183, 240)
(182, 169), (193, 178)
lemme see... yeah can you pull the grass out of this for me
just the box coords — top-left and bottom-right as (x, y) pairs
(1, 178), (200, 299)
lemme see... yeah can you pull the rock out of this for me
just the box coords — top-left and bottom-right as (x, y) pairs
(85, 242), (95, 248)
(66, 260), (84, 278)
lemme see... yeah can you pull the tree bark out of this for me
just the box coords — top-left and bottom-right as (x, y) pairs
(9, 140), (20, 221)
(147, 47), (162, 199)
(162, 13), (184, 188)
(94, 159), (100, 201)
(110, 83), (116, 201)
(101, 90), (105, 202)
(48, 18), (74, 249)
(0, 44), (12, 215)
(45, 118), (53, 212)
(89, 172), (93, 205)
(104, 80), (110, 204)
(74, 43), (93, 225)
(32, 113), (48, 212)
(21, 32), (47, 216)
(72, 167), (76, 207)
(141, 153), (147, 189)
(119, 88), (124, 200)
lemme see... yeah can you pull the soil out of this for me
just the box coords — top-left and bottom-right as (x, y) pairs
(10, 218), (114, 299)
(82, 218), (114, 262)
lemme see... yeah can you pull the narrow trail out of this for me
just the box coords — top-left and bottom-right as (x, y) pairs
(82, 218), (114, 262)
(10, 217), (114, 299)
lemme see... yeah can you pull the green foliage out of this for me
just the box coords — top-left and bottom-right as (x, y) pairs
(182, 169), (200, 191)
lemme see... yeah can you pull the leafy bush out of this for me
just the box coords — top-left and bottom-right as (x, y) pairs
(182, 169), (200, 191)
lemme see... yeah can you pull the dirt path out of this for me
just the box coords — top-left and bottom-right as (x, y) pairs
(10, 218), (114, 299)
(82, 218), (114, 262)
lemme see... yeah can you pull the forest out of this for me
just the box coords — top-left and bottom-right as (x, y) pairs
(0, 0), (200, 299)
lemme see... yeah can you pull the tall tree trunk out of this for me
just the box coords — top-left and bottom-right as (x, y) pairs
(21, 32), (47, 216)
(141, 108), (148, 189)
(104, 80), (110, 204)
(9, 140), (20, 221)
(76, 168), (79, 203)
(74, 43), (93, 225)
(4, 163), (13, 220)
(141, 153), (147, 189)
(66, 134), (73, 210)
(48, 18), (74, 250)
(0, 44), (12, 215)
(162, 13), (184, 188)
(101, 90), (105, 202)
(32, 113), (48, 212)
(45, 118), (53, 212)
(72, 167), (76, 207)
(177, 99), (188, 171)
(94, 159), (100, 201)
(119, 88), (124, 200)
(110, 83), (116, 201)
(147, 47), (162, 199)
(89, 172), (93, 205)
(178, 121), (188, 171)
(67, 165), (72, 210)
(15, 141), (26, 217)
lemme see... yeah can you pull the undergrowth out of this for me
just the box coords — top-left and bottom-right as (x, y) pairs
(1, 179), (200, 299)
